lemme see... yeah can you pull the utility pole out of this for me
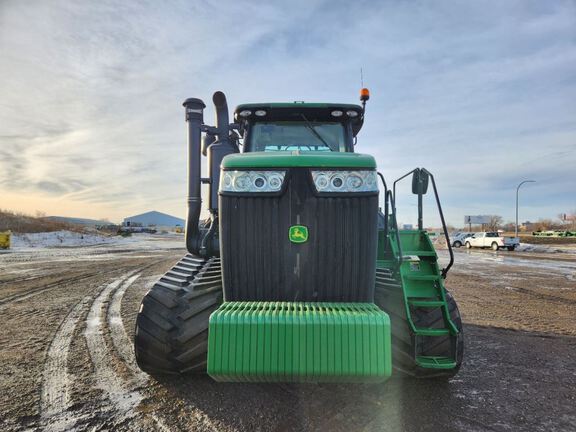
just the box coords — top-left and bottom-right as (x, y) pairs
(516, 180), (536, 238)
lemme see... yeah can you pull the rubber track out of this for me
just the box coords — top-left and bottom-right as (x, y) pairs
(134, 255), (223, 374)
(375, 268), (464, 378)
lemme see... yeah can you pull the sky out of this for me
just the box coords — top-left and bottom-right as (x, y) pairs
(1, 0), (575, 227)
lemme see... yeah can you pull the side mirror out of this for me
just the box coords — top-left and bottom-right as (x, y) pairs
(412, 169), (429, 195)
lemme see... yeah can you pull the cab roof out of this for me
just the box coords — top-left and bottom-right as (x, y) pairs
(234, 102), (365, 135)
(235, 102), (363, 111)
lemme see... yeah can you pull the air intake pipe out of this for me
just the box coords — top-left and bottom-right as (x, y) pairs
(183, 97), (205, 255)
(207, 91), (237, 212)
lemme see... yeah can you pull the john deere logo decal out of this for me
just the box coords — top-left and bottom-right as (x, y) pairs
(289, 225), (308, 243)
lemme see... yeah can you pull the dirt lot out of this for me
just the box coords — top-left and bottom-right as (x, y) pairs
(0, 237), (575, 432)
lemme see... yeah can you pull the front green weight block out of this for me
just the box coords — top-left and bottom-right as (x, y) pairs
(207, 302), (392, 382)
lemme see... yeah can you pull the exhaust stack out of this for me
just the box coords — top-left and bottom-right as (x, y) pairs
(183, 91), (237, 257)
(183, 97), (205, 255)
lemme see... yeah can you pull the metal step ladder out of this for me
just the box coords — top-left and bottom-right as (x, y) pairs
(389, 230), (459, 369)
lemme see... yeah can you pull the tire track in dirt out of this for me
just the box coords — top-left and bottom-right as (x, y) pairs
(40, 274), (133, 431)
(39, 259), (176, 431)
(106, 274), (173, 431)
(84, 265), (173, 431)
(0, 274), (44, 286)
(84, 271), (144, 420)
(108, 273), (147, 379)
(0, 273), (98, 309)
(509, 285), (576, 305)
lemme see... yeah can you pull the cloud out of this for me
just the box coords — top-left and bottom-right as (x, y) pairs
(0, 0), (575, 224)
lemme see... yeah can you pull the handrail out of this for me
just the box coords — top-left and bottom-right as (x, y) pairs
(392, 168), (417, 207)
(377, 172), (388, 201)
(386, 190), (403, 265)
(377, 172), (403, 265)
(421, 168), (454, 278)
(392, 167), (454, 278)
(377, 172), (388, 251)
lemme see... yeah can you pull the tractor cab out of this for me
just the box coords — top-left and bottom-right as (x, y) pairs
(234, 103), (364, 153)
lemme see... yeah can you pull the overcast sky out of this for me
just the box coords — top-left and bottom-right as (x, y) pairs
(1, 0), (575, 226)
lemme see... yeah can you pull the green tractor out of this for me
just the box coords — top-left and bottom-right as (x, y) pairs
(134, 89), (463, 381)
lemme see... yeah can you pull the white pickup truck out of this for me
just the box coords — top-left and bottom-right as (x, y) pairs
(464, 232), (520, 251)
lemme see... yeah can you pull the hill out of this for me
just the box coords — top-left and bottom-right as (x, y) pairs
(0, 209), (83, 233)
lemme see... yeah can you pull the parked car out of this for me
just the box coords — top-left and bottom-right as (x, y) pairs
(465, 232), (520, 251)
(451, 232), (474, 248)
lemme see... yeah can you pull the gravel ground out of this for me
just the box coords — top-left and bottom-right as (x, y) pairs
(0, 238), (575, 431)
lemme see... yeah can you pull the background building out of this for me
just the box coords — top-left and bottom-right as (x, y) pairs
(123, 211), (184, 232)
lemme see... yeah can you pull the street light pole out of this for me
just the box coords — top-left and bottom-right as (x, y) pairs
(515, 180), (536, 238)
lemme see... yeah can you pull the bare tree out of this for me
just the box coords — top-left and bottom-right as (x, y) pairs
(533, 219), (558, 231)
(502, 222), (516, 232)
(486, 215), (503, 231)
(565, 210), (576, 230)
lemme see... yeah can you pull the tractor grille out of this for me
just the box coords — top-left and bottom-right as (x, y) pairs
(219, 168), (379, 302)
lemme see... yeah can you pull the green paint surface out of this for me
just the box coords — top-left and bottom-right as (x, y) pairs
(207, 302), (392, 382)
(222, 151), (376, 169)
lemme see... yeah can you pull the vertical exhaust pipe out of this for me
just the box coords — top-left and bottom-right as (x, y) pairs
(183, 97), (205, 255)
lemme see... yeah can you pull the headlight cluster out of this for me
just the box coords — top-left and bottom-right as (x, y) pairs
(311, 170), (378, 193)
(220, 170), (286, 193)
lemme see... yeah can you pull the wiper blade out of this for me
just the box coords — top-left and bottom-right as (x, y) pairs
(300, 114), (331, 149)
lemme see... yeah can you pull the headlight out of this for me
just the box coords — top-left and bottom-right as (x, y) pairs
(311, 170), (378, 193)
(220, 170), (286, 193)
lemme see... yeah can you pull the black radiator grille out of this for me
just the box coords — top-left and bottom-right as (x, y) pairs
(219, 168), (378, 302)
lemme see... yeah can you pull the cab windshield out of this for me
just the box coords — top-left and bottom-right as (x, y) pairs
(248, 121), (346, 152)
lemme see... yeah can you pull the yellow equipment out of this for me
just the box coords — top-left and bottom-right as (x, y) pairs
(0, 231), (11, 249)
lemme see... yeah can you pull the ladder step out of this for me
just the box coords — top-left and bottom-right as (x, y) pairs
(414, 327), (450, 336)
(403, 250), (436, 257)
(416, 356), (456, 369)
(405, 275), (440, 281)
(408, 299), (445, 307)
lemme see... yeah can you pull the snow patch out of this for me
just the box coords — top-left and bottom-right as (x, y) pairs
(515, 243), (575, 254)
(12, 231), (119, 248)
